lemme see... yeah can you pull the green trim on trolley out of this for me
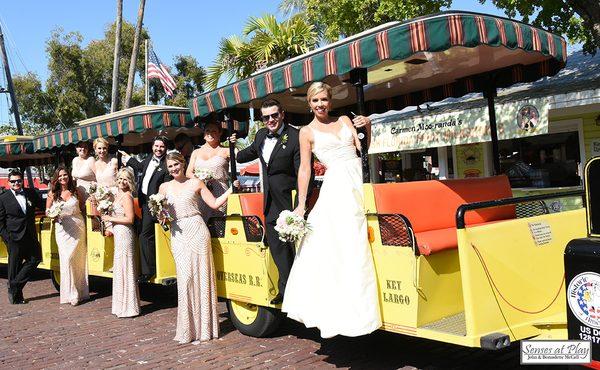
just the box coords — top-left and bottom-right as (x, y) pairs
(188, 11), (567, 119)
(34, 108), (193, 151)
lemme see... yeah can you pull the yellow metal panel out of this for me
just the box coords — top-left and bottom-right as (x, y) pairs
(457, 209), (586, 341)
(416, 251), (464, 326)
(38, 218), (58, 271)
(85, 208), (114, 276)
(212, 194), (280, 307)
(154, 225), (176, 282)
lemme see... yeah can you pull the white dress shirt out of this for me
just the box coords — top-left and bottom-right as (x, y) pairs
(11, 189), (26, 213)
(261, 126), (284, 165)
(141, 157), (160, 195)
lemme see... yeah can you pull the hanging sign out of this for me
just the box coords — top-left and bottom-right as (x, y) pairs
(369, 97), (549, 154)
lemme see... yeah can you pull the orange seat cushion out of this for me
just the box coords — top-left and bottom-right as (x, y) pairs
(373, 176), (516, 255)
(133, 197), (142, 219)
(239, 193), (265, 226)
(415, 227), (458, 255)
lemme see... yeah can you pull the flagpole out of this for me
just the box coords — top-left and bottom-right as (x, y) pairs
(145, 39), (149, 105)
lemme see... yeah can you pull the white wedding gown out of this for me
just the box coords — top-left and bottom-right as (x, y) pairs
(282, 123), (382, 338)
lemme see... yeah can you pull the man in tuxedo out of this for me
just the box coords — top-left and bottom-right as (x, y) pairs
(0, 169), (43, 304)
(120, 136), (170, 282)
(237, 99), (305, 304)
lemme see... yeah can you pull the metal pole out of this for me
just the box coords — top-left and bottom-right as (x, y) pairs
(350, 68), (370, 183)
(0, 24), (34, 188)
(484, 81), (501, 175)
(110, 0), (123, 113)
(145, 39), (149, 105)
(224, 112), (238, 193)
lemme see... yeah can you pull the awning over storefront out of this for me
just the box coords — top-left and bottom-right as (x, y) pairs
(369, 96), (549, 153)
(34, 105), (193, 151)
(188, 11), (567, 119)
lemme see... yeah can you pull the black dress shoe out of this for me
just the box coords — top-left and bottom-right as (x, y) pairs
(270, 293), (283, 305)
(137, 274), (152, 283)
(15, 291), (27, 304)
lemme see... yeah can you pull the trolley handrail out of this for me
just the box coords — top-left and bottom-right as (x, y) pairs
(455, 190), (584, 229)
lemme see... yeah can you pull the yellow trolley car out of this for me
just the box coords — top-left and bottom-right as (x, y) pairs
(0, 11), (586, 351)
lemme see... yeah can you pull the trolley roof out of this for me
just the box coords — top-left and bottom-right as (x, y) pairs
(188, 11), (567, 120)
(34, 105), (196, 151)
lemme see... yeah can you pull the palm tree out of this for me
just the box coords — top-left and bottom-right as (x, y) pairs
(278, 0), (306, 17)
(206, 14), (317, 90)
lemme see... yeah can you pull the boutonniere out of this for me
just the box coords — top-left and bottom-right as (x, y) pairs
(156, 167), (162, 172)
(27, 200), (32, 207)
(281, 134), (288, 149)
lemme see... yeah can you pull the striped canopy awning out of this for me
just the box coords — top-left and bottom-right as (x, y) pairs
(188, 11), (567, 119)
(35, 105), (194, 151)
(0, 136), (54, 167)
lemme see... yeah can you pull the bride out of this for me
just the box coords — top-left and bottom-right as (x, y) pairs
(282, 82), (381, 338)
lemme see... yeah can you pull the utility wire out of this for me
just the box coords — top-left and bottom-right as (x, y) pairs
(0, 14), (65, 130)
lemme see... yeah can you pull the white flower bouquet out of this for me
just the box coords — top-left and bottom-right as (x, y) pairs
(148, 193), (173, 230)
(97, 199), (114, 215)
(88, 182), (98, 196)
(93, 185), (116, 202)
(46, 201), (64, 220)
(274, 210), (310, 243)
(194, 167), (215, 182)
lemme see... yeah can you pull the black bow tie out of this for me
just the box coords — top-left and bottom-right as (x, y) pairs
(266, 132), (280, 139)
(14, 190), (24, 196)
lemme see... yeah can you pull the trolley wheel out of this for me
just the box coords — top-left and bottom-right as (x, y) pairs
(227, 299), (282, 337)
(50, 269), (60, 292)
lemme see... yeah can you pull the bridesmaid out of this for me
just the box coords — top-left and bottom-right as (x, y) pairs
(93, 137), (118, 188)
(186, 122), (234, 222)
(93, 137), (118, 236)
(101, 168), (140, 318)
(71, 141), (96, 200)
(47, 166), (89, 306)
(159, 152), (232, 344)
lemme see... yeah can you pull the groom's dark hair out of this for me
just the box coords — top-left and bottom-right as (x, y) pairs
(261, 99), (283, 112)
(8, 169), (22, 179)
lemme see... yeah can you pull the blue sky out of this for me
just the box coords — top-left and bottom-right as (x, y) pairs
(0, 0), (509, 82)
(0, 0), (580, 125)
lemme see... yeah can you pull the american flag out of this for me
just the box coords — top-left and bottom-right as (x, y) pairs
(148, 45), (177, 96)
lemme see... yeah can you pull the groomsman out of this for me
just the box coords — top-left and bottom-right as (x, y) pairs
(0, 170), (44, 304)
(120, 136), (170, 282)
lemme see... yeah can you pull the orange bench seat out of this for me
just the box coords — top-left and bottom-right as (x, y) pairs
(373, 176), (515, 255)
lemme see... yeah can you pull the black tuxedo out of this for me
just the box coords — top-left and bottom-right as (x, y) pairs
(0, 188), (43, 299)
(237, 124), (311, 296)
(125, 155), (170, 276)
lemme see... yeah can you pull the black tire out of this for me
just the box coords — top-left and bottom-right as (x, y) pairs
(50, 269), (60, 292)
(227, 299), (282, 337)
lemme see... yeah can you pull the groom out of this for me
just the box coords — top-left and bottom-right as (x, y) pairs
(0, 170), (44, 304)
(237, 99), (305, 304)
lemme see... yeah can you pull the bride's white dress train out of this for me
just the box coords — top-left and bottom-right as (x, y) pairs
(282, 123), (381, 338)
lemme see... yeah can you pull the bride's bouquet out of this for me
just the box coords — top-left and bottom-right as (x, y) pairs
(148, 193), (173, 230)
(97, 199), (114, 215)
(274, 210), (310, 243)
(46, 201), (65, 221)
(194, 167), (215, 182)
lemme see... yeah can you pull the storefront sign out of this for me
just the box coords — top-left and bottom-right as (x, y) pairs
(591, 140), (600, 157)
(455, 143), (485, 178)
(369, 97), (549, 154)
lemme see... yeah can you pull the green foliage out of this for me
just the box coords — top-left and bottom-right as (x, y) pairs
(206, 14), (318, 89)
(302, 0), (451, 41)
(481, 0), (599, 54)
(12, 21), (206, 134)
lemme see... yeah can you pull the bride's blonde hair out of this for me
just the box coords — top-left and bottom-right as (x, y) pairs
(306, 82), (332, 102)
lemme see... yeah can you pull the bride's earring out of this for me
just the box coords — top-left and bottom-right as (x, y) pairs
(309, 107), (312, 112)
